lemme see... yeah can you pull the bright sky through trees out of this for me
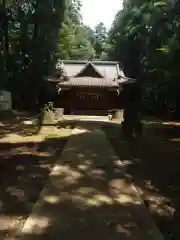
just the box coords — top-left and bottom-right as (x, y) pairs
(81, 0), (123, 29)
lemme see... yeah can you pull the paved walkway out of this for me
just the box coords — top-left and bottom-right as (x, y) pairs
(17, 123), (164, 240)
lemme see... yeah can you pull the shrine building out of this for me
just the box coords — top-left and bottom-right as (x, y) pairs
(46, 60), (135, 114)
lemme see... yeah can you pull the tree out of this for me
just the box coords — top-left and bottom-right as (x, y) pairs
(57, 0), (95, 60)
(108, 0), (180, 118)
(83, 25), (96, 46)
(94, 22), (107, 59)
(66, 0), (82, 24)
(0, 0), (66, 109)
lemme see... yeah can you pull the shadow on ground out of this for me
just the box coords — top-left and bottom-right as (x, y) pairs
(18, 122), (161, 240)
(0, 111), (39, 139)
(0, 117), (180, 239)
(57, 119), (180, 239)
(103, 120), (180, 240)
(0, 133), (70, 238)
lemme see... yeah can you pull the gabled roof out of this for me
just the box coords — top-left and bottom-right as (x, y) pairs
(46, 60), (136, 87)
(61, 60), (121, 79)
(74, 61), (104, 78)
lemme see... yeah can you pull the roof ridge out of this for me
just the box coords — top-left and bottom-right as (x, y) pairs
(73, 61), (104, 78)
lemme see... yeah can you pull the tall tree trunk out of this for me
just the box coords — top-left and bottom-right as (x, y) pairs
(3, 0), (8, 55)
(2, 0), (8, 72)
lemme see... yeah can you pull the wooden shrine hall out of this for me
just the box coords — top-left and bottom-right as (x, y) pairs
(46, 60), (135, 115)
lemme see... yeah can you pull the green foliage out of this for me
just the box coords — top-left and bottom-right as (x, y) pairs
(5, 0), (180, 119)
(0, 0), (66, 109)
(57, 1), (109, 60)
(0, 0), (66, 73)
(43, 102), (54, 112)
(57, 20), (95, 60)
(108, 0), (180, 118)
(93, 22), (108, 59)
(57, 0), (95, 60)
(0, 0), (110, 102)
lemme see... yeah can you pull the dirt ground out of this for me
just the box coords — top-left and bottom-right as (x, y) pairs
(0, 112), (72, 239)
(103, 120), (180, 240)
(1, 112), (180, 239)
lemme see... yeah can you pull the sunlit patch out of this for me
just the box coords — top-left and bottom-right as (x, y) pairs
(114, 159), (124, 168)
(44, 195), (60, 204)
(146, 195), (174, 217)
(84, 160), (93, 167)
(72, 187), (113, 207)
(116, 224), (132, 236)
(51, 165), (82, 179)
(169, 138), (180, 142)
(23, 120), (33, 125)
(51, 165), (83, 190)
(21, 216), (51, 234)
(73, 187), (95, 196)
(78, 164), (89, 171)
(121, 160), (132, 166)
(71, 128), (89, 135)
(93, 194), (113, 205)
(114, 194), (133, 204)
(37, 152), (51, 157)
(14, 146), (48, 156)
(77, 153), (85, 158)
(133, 200), (141, 205)
(16, 165), (25, 171)
(51, 165), (67, 176)
(40, 164), (51, 169)
(162, 121), (180, 126)
(86, 198), (101, 206)
(85, 194), (113, 206)
(90, 169), (105, 179)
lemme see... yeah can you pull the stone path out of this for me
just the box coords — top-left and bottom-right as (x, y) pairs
(17, 123), (164, 240)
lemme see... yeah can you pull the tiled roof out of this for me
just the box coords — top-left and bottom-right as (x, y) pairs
(61, 60), (121, 79)
(58, 77), (120, 88)
(62, 62), (86, 77)
(47, 60), (135, 88)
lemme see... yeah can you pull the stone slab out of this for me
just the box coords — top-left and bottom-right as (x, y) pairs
(17, 123), (164, 240)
